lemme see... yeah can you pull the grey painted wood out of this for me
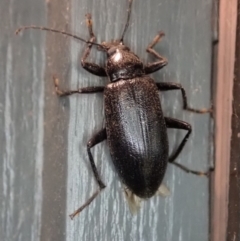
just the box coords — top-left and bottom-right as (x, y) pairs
(67, 0), (212, 241)
(0, 0), (213, 240)
(40, 1), (70, 240)
(0, 0), (46, 241)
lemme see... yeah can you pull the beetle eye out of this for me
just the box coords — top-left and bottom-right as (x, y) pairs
(108, 47), (117, 56)
(122, 46), (129, 51)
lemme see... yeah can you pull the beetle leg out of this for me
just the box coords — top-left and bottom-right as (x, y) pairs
(69, 128), (107, 219)
(165, 117), (211, 176)
(144, 31), (168, 74)
(156, 82), (212, 113)
(53, 76), (104, 96)
(165, 117), (192, 162)
(87, 128), (107, 188)
(81, 13), (107, 77)
(69, 190), (101, 219)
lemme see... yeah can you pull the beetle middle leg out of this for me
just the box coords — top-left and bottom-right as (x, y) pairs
(69, 128), (107, 219)
(145, 33), (211, 113)
(165, 117), (210, 176)
(144, 31), (168, 74)
(81, 13), (107, 77)
(156, 82), (212, 113)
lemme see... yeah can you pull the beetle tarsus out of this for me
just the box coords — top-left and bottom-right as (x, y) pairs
(53, 76), (74, 96)
(69, 189), (102, 219)
(171, 162), (213, 177)
(53, 76), (65, 96)
(81, 13), (107, 77)
(146, 31), (166, 57)
(144, 32), (168, 74)
(185, 106), (213, 114)
(85, 13), (94, 38)
(53, 76), (104, 96)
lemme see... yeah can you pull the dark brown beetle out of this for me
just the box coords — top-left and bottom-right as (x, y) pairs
(16, 0), (211, 218)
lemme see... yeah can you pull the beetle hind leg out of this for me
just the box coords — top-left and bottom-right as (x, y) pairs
(86, 128), (107, 189)
(69, 128), (107, 219)
(165, 117), (212, 176)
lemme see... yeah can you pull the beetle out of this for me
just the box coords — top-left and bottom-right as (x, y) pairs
(16, 0), (211, 218)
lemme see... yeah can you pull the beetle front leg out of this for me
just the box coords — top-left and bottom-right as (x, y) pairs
(165, 117), (211, 176)
(81, 13), (107, 77)
(144, 31), (168, 74)
(69, 128), (107, 219)
(156, 82), (212, 113)
(53, 76), (104, 96)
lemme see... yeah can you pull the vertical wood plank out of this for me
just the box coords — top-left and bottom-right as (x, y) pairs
(211, 0), (237, 240)
(67, 0), (213, 240)
(227, 0), (240, 240)
(40, 0), (70, 240)
(0, 0), (46, 240)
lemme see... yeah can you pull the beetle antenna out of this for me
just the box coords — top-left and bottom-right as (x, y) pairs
(15, 25), (103, 48)
(120, 0), (133, 43)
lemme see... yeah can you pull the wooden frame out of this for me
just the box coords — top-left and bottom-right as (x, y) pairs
(211, 0), (238, 240)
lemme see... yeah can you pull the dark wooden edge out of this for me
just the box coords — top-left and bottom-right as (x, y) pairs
(211, 0), (238, 240)
(227, 1), (240, 240)
(40, 1), (71, 240)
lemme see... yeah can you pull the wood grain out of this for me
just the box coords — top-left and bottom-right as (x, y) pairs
(211, 0), (237, 241)
(67, 0), (212, 240)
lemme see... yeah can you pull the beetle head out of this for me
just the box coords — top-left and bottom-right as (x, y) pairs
(98, 41), (129, 56)
(101, 41), (144, 82)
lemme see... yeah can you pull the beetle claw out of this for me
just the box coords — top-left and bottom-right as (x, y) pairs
(53, 76), (64, 96)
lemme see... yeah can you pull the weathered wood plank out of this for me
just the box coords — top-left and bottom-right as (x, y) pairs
(211, 0), (238, 240)
(0, 0), (46, 240)
(67, 0), (213, 240)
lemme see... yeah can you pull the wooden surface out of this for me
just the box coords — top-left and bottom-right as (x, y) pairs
(0, 0), (46, 240)
(1, 0), (214, 240)
(211, 0), (238, 240)
(227, 0), (240, 240)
